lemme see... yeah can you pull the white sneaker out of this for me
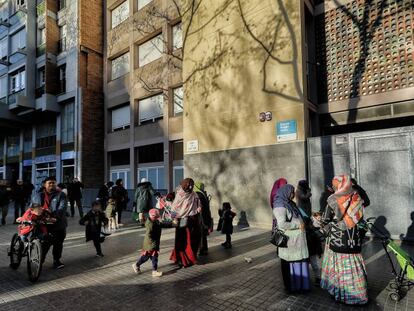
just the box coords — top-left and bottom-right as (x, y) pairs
(152, 270), (162, 277)
(132, 263), (141, 274)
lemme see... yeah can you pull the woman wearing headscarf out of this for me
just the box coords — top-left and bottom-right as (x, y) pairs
(296, 180), (323, 285)
(270, 178), (288, 230)
(170, 178), (202, 268)
(273, 184), (310, 293)
(320, 175), (368, 305)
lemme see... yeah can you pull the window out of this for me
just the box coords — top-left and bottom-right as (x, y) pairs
(173, 86), (183, 116)
(173, 166), (183, 188)
(111, 52), (129, 80)
(0, 75), (7, 98)
(10, 69), (25, 93)
(11, 28), (26, 54)
(138, 167), (165, 189)
(61, 102), (74, 143)
(138, 34), (163, 67)
(138, 94), (163, 124)
(23, 129), (32, 153)
(111, 105), (130, 131)
(38, 68), (45, 86)
(11, 0), (26, 15)
(0, 3), (8, 22)
(7, 136), (19, 157)
(37, 28), (46, 46)
(36, 121), (56, 149)
(59, 64), (66, 93)
(58, 0), (66, 11)
(110, 169), (131, 189)
(0, 37), (7, 60)
(111, 1), (129, 29)
(58, 25), (66, 52)
(172, 23), (182, 50)
(138, 0), (152, 10)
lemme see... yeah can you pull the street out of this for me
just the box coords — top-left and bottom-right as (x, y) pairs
(0, 211), (413, 311)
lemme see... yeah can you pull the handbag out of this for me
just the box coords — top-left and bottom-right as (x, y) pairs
(269, 228), (289, 248)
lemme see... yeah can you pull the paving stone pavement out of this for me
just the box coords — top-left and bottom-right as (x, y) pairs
(0, 211), (413, 311)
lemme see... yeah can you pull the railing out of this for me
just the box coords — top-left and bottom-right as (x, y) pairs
(0, 96), (6, 105)
(58, 38), (66, 53)
(36, 1), (45, 17)
(35, 85), (45, 99)
(8, 89), (24, 105)
(36, 43), (45, 57)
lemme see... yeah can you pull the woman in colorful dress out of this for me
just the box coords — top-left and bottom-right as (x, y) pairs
(320, 175), (368, 305)
(273, 184), (310, 293)
(170, 178), (202, 268)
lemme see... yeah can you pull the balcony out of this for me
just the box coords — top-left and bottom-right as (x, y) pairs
(8, 89), (34, 113)
(35, 85), (45, 99)
(35, 92), (59, 112)
(36, 43), (45, 57)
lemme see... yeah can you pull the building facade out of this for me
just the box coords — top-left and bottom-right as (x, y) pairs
(182, 0), (414, 226)
(102, 0), (414, 227)
(104, 0), (183, 191)
(0, 0), (104, 189)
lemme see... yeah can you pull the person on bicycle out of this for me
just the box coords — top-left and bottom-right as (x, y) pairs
(17, 203), (55, 242)
(32, 176), (68, 269)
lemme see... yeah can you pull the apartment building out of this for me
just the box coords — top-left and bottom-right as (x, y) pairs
(104, 0), (183, 191)
(0, 0), (104, 189)
(182, 0), (414, 228)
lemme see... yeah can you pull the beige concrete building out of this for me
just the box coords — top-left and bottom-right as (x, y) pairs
(104, 0), (184, 191)
(182, 0), (414, 227)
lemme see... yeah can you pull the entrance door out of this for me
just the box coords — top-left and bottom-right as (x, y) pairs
(308, 126), (414, 240)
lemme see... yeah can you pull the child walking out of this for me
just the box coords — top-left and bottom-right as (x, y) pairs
(132, 208), (163, 277)
(220, 202), (236, 249)
(105, 198), (118, 231)
(80, 201), (108, 257)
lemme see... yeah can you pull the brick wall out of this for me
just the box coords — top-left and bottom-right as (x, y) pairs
(78, 0), (104, 188)
(45, 0), (59, 94)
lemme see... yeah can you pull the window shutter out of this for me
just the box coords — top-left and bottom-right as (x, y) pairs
(112, 105), (130, 130)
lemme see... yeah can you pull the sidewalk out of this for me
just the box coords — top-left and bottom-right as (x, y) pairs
(0, 211), (413, 311)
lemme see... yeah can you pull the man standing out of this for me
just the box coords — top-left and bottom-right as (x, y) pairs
(194, 182), (212, 256)
(96, 181), (114, 211)
(111, 179), (128, 225)
(0, 180), (11, 225)
(11, 180), (26, 223)
(33, 176), (67, 269)
(67, 177), (84, 218)
(133, 178), (154, 225)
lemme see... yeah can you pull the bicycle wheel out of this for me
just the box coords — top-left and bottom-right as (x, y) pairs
(9, 233), (23, 270)
(27, 239), (43, 282)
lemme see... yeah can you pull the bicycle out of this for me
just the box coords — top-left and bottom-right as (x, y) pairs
(8, 219), (52, 282)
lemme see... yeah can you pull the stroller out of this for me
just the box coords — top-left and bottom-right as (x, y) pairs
(364, 217), (414, 302)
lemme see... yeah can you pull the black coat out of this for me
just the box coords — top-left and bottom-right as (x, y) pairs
(11, 184), (25, 203)
(112, 185), (128, 210)
(296, 186), (312, 217)
(97, 185), (110, 201)
(0, 186), (10, 206)
(80, 210), (108, 242)
(221, 209), (235, 234)
(196, 191), (212, 229)
(67, 181), (84, 200)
